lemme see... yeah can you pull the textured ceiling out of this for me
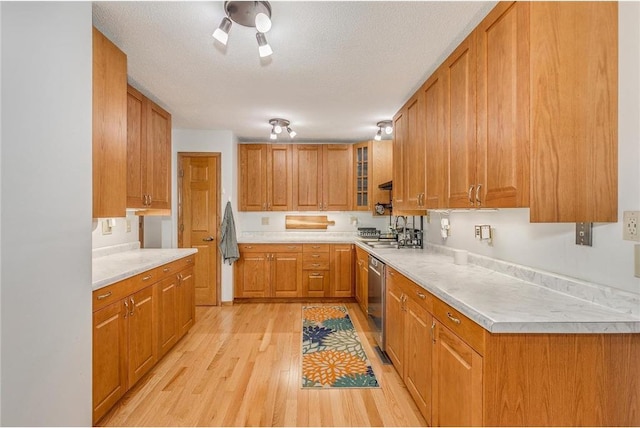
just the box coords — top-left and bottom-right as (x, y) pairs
(93, 1), (496, 142)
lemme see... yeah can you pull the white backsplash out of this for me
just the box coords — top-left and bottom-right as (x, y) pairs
(92, 211), (140, 249)
(236, 210), (391, 234)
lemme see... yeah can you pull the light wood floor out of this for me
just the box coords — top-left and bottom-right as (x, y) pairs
(97, 302), (426, 427)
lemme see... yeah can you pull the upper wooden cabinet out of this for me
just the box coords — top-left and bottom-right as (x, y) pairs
(292, 144), (353, 211)
(445, 32), (478, 209)
(353, 139), (394, 213)
(422, 71), (448, 209)
(394, 1), (617, 222)
(126, 85), (172, 210)
(239, 144), (292, 211)
(93, 27), (127, 218)
(475, 1), (530, 209)
(529, 1), (617, 222)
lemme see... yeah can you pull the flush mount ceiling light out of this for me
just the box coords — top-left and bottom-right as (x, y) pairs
(269, 118), (296, 140)
(212, 1), (273, 58)
(374, 120), (393, 141)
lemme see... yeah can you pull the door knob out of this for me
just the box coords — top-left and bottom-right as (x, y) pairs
(202, 236), (215, 242)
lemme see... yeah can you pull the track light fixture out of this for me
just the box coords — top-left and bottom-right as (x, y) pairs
(269, 118), (296, 140)
(374, 120), (393, 141)
(212, 1), (273, 58)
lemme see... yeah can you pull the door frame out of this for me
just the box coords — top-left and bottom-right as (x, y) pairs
(177, 152), (222, 306)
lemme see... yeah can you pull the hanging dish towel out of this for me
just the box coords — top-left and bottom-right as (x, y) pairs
(219, 201), (240, 265)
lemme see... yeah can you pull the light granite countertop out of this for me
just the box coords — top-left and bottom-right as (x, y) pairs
(93, 245), (198, 290)
(357, 242), (640, 334)
(238, 231), (358, 243)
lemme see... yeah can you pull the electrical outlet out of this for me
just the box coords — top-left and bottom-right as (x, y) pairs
(126, 219), (132, 233)
(101, 219), (113, 235)
(261, 217), (269, 226)
(474, 225), (481, 240)
(576, 222), (593, 246)
(623, 211), (640, 241)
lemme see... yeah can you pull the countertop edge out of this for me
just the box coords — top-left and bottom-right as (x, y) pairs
(92, 248), (198, 290)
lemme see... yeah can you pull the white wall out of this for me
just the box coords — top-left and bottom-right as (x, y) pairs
(1, 2), (92, 426)
(164, 129), (238, 302)
(0, 3), (3, 422)
(237, 211), (390, 233)
(92, 211), (140, 249)
(423, 2), (640, 296)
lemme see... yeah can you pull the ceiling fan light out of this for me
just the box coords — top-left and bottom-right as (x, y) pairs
(287, 127), (297, 138)
(255, 12), (272, 33)
(213, 17), (232, 45)
(256, 32), (273, 58)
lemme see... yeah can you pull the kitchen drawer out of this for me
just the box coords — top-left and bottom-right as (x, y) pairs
(302, 252), (330, 263)
(302, 259), (330, 270)
(239, 243), (302, 253)
(166, 255), (195, 273)
(93, 277), (136, 311)
(386, 267), (434, 312)
(303, 243), (330, 253)
(433, 298), (486, 355)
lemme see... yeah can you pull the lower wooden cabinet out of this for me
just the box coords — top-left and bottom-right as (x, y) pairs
(234, 244), (303, 298)
(92, 255), (196, 423)
(384, 262), (640, 426)
(235, 243), (354, 299)
(432, 320), (483, 427)
(330, 244), (354, 297)
(385, 267), (434, 424)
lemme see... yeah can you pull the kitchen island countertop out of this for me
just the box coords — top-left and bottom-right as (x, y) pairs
(357, 242), (640, 334)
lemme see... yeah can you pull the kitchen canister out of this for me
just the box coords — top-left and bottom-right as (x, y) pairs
(453, 249), (468, 265)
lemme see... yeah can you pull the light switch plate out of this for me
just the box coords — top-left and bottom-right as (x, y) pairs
(261, 217), (269, 226)
(576, 222), (593, 246)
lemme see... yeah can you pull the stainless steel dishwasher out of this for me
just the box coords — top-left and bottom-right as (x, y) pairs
(367, 255), (386, 353)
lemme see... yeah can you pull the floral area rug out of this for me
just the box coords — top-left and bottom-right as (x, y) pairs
(302, 305), (380, 388)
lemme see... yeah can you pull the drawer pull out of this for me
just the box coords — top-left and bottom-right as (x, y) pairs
(163, 267), (170, 273)
(287, 246), (297, 250)
(309, 275), (322, 279)
(97, 291), (112, 300)
(312, 263), (320, 267)
(416, 292), (426, 300)
(186, 259), (192, 263)
(389, 271), (395, 276)
(311, 254), (320, 258)
(311, 245), (320, 249)
(142, 275), (152, 281)
(245, 246), (253, 249)
(446, 312), (461, 325)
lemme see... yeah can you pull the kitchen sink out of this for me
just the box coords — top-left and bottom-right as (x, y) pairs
(363, 241), (399, 249)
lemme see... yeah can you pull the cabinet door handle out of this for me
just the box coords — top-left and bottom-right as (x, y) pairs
(262, 202), (267, 210)
(468, 185), (474, 205)
(123, 299), (129, 318)
(97, 291), (112, 300)
(203, 236), (215, 242)
(148, 195), (152, 205)
(267, 202), (272, 210)
(431, 321), (436, 344)
(389, 271), (395, 276)
(475, 184), (482, 205)
(319, 203), (323, 210)
(142, 275), (152, 281)
(416, 292), (426, 300)
(129, 297), (135, 316)
(446, 312), (461, 324)
(163, 267), (170, 273)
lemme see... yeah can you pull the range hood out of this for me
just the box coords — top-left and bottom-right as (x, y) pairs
(378, 180), (392, 190)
